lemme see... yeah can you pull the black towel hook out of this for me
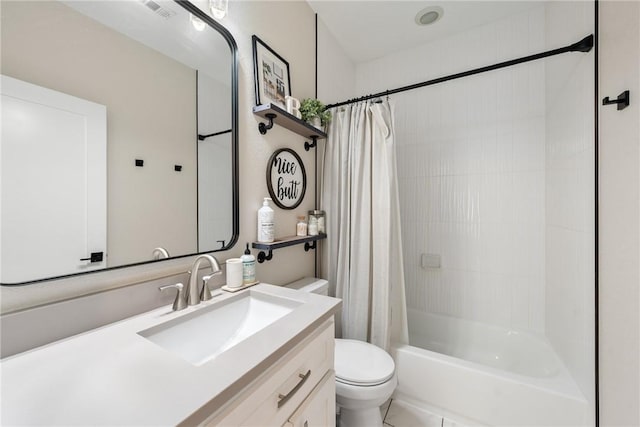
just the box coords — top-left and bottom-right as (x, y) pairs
(602, 90), (630, 111)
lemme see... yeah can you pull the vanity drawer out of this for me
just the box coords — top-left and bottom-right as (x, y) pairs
(284, 370), (336, 427)
(206, 318), (334, 427)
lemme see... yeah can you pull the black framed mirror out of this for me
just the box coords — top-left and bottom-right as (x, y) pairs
(0, 0), (239, 285)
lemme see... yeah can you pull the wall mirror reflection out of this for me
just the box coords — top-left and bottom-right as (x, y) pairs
(0, 0), (238, 285)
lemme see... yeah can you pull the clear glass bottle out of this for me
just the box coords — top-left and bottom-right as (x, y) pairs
(317, 210), (326, 234)
(296, 215), (307, 237)
(307, 211), (318, 236)
(308, 210), (325, 235)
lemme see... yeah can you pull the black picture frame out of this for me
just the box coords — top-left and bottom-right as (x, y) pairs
(252, 35), (291, 108)
(266, 148), (306, 210)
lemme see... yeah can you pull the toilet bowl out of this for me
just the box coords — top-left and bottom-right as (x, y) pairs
(334, 338), (397, 427)
(286, 278), (397, 427)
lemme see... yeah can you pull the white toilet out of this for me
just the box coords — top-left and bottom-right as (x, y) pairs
(286, 278), (397, 427)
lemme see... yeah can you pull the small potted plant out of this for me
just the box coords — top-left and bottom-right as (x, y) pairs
(299, 98), (331, 130)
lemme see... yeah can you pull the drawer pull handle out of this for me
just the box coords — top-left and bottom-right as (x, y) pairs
(277, 370), (311, 408)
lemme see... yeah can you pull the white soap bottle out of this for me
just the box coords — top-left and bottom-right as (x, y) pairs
(257, 197), (275, 243)
(241, 243), (256, 285)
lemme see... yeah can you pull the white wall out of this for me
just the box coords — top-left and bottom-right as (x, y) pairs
(317, 17), (356, 106)
(357, 6), (549, 334)
(0, 0), (342, 313)
(598, 1), (640, 425)
(544, 0), (596, 411)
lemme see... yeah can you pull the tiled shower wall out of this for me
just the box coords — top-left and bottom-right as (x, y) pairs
(357, 5), (548, 334)
(544, 1), (595, 407)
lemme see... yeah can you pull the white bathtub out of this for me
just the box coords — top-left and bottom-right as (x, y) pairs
(392, 309), (592, 426)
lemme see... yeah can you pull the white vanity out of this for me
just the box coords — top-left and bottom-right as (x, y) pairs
(0, 284), (341, 426)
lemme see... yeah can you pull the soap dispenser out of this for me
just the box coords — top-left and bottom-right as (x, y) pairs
(241, 243), (256, 285)
(257, 197), (275, 243)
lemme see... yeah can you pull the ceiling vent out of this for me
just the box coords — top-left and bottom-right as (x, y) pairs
(140, 0), (176, 19)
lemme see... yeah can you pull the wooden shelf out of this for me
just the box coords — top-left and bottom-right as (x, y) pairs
(252, 234), (326, 250)
(253, 103), (327, 141)
(252, 234), (326, 263)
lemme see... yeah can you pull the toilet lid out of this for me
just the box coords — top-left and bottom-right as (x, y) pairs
(334, 339), (395, 386)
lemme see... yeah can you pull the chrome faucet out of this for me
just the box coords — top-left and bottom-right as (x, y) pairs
(186, 255), (222, 306)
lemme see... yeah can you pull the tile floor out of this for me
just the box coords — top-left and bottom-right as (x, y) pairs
(380, 399), (465, 427)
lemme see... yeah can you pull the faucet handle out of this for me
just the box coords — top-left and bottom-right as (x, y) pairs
(201, 270), (224, 301)
(200, 275), (214, 301)
(159, 283), (187, 311)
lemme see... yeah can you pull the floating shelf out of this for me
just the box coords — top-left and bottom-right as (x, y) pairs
(253, 103), (327, 150)
(252, 234), (327, 263)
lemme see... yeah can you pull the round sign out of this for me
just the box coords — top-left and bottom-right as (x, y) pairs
(266, 148), (306, 209)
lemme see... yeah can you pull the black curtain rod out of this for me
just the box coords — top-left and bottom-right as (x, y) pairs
(326, 34), (593, 109)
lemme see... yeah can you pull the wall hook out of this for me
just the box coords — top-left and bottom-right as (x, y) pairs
(258, 113), (277, 135)
(304, 241), (317, 251)
(304, 136), (318, 151)
(602, 90), (630, 111)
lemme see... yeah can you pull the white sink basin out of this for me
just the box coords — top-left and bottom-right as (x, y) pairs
(138, 290), (302, 365)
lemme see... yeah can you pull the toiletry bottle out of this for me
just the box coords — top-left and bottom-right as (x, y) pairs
(307, 211), (319, 236)
(296, 215), (307, 236)
(308, 220), (318, 236)
(241, 243), (256, 284)
(257, 197), (275, 243)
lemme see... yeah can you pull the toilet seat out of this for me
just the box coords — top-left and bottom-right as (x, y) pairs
(335, 339), (395, 386)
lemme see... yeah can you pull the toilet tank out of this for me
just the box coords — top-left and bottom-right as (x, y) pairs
(285, 277), (329, 296)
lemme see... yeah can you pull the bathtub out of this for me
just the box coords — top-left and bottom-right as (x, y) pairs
(391, 309), (592, 426)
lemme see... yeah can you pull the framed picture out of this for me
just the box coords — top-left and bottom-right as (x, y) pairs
(252, 35), (291, 108)
(266, 148), (306, 210)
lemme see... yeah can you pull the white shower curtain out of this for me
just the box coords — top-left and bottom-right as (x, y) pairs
(320, 100), (408, 351)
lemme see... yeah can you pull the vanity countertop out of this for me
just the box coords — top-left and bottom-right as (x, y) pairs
(0, 283), (341, 425)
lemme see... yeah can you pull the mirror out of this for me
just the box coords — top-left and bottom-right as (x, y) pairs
(0, 0), (238, 285)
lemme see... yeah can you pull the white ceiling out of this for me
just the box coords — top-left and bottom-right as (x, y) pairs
(308, 1), (540, 63)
